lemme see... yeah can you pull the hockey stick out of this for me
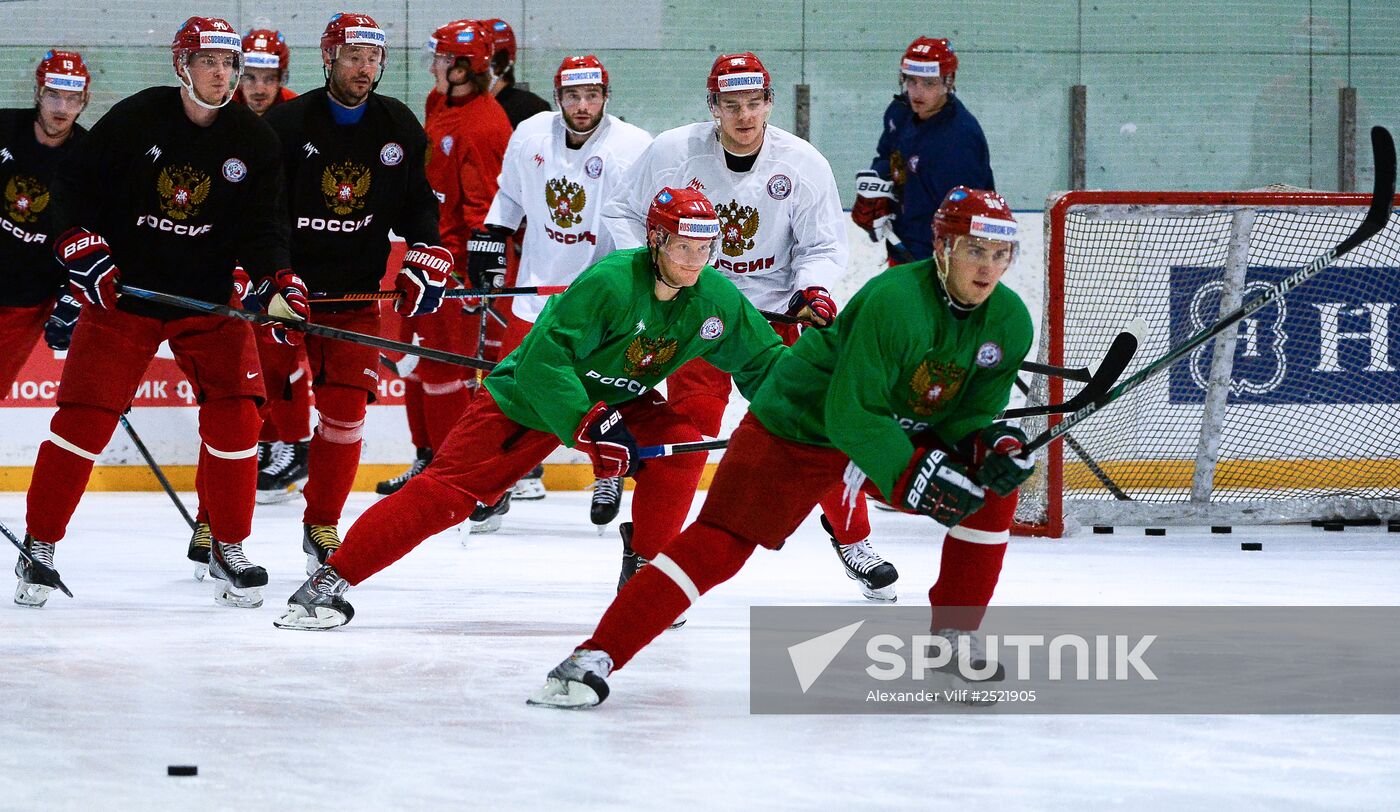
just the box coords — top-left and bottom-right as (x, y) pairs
(119, 286), (496, 372)
(309, 284), (568, 304)
(1013, 376), (1131, 500)
(119, 414), (198, 532)
(1002, 319), (1145, 420)
(1020, 125), (1396, 459)
(0, 520), (73, 599)
(638, 438), (731, 460)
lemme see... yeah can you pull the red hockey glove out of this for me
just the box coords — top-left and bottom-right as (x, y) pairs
(574, 402), (641, 480)
(785, 286), (837, 328)
(231, 266), (258, 310)
(893, 447), (986, 527)
(255, 269), (309, 346)
(852, 170), (896, 243)
(56, 228), (120, 310)
(396, 243), (453, 318)
(976, 424), (1035, 497)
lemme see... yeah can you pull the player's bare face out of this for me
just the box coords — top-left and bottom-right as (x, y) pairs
(713, 90), (771, 155)
(328, 45), (382, 107)
(238, 67), (281, 114)
(653, 233), (714, 291)
(904, 75), (950, 120)
(187, 51), (238, 106)
(35, 87), (86, 139)
(938, 234), (1015, 307)
(559, 86), (605, 134)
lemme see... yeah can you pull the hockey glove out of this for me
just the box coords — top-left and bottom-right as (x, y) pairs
(852, 170), (896, 243)
(56, 228), (119, 310)
(254, 269), (309, 346)
(574, 401), (641, 480)
(467, 227), (509, 290)
(785, 286), (837, 328)
(44, 293), (82, 351)
(976, 424), (1036, 497)
(893, 447), (986, 527)
(231, 266), (258, 310)
(395, 243), (454, 318)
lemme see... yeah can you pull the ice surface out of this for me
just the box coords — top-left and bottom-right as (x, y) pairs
(1, 491), (1397, 809)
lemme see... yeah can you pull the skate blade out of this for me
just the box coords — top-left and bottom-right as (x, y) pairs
(596, 525), (608, 537)
(213, 584), (264, 609)
(273, 604), (349, 631)
(255, 484), (302, 505)
(469, 515), (502, 535)
(526, 678), (602, 709)
(13, 581), (53, 608)
(193, 564), (208, 582)
(510, 480), (547, 501)
(861, 585), (898, 603)
(668, 612), (687, 630)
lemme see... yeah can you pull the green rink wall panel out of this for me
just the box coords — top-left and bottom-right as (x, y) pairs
(0, 1), (1394, 208)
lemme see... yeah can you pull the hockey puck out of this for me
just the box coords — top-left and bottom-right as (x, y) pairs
(1322, 521), (1345, 532)
(167, 765), (198, 777)
(1241, 542), (1263, 551)
(1092, 525), (1114, 535)
(1211, 526), (1232, 534)
(1145, 527), (1166, 536)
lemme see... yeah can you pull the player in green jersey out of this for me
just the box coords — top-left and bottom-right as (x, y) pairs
(273, 187), (785, 630)
(529, 187), (1037, 708)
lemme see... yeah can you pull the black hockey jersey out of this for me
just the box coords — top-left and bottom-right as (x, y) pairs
(495, 84), (551, 130)
(0, 108), (87, 307)
(50, 87), (288, 320)
(263, 87), (440, 309)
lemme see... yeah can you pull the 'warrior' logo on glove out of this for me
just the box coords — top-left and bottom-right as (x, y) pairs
(544, 177), (586, 228)
(156, 165), (210, 220)
(321, 162), (371, 215)
(907, 359), (965, 416)
(5, 175), (48, 224)
(716, 200), (759, 257)
(622, 336), (678, 378)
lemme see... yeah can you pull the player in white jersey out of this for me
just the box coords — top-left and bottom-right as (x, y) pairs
(599, 52), (899, 602)
(474, 55), (653, 530)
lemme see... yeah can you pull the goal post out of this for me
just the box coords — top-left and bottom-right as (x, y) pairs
(1015, 189), (1400, 537)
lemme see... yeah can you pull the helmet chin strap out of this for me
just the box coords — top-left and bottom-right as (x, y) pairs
(934, 241), (979, 313)
(179, 60), (239, 110)
(561, 96), (607, 137)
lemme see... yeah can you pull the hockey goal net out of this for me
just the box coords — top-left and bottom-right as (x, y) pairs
(1015, 189), (1400, 537)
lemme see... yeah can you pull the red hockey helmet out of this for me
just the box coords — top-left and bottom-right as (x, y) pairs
(707, 52), (771, 98)
(35, 49), (89, 93)
(242, 28), (290, 77)
(321, 12), (387, 60)
(901, 37), (957, 82)
(171, 16), (242, 77)
(428, 19), (493, 74)
(555, 55), (608, 93)
(481, 19), (516, 65)
(647, 187), (720, 241)
(934, 187), (1018, 246)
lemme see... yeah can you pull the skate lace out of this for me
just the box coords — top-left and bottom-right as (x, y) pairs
(26, 539), (55, 568)
(312, 566), (349, 597)
(191, 523), (213, 550)
(387, 455), (428, 487)
(307, 525), (342, 553)
(591, 477), (622, 505)
(565, 648), (613, 680)
(215, 541), (253, 572)
(839, 539), (886, 574)
(840, 461), (869, 531)
(262, 442), (296, 477)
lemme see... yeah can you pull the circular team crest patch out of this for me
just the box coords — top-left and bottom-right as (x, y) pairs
(700, 316), (724, 340)
(976, 341), (1003, 368)
(767, 174), (792, 200)
(585, 156), (603, 179)
(221, 158), (247, 183)
(380, 142), (404, 166)
(440, 135), (454, 156)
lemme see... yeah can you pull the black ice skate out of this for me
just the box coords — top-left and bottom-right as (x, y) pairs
(375, 447), (431, 496)
(207, 540), (268, 609)
(256, 439), (309, 504)
(13, 535), (61, 608)
(510, 464), (547, 501)
(527, 648), (613, 709)
(187, 521), (212, 581)
(617, 522), (685, 629)
(590, 476), (622, 532)
(929, 628), (1005, 705)
(303, 524), (341, 577)
(823, 515), (898, 602)
(274, 564), (354, 631)
(467, 490), (511, 536)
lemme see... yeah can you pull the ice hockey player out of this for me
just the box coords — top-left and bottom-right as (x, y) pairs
(19, 16), (289, 609)
(374, 19), (510, 512)
(469, 54), (653, 531)
(233, 28), (296, 114)
(530, 187), (1036, 708)
(261, 11), (450, 578)
(852, 37), (993, 263)
(0, 49), (89, 399)
(273, 187), (784, 631)
(602, 51), (896, 602)
(480, 19), (550, 129)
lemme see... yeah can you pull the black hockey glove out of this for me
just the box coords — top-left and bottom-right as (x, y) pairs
(44, 293), (82, 351)
(893, 447), (986, 527)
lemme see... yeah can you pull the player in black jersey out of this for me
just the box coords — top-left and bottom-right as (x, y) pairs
(480, 19), (551, 129)
(0, 50), (89, 399)
(16, 16), (291, 610)
(262, 12), (452, 574)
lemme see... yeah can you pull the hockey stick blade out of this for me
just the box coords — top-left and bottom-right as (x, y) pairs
(0, 520), (73, 598)
(1019, 125), (1396, 458)
(1002, 317), (1146, 419)
(638, 438), (731, 459)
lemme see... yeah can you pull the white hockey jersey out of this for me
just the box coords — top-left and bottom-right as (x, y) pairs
(601, 121), (848, 312)
(486, 111), (653, 322)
